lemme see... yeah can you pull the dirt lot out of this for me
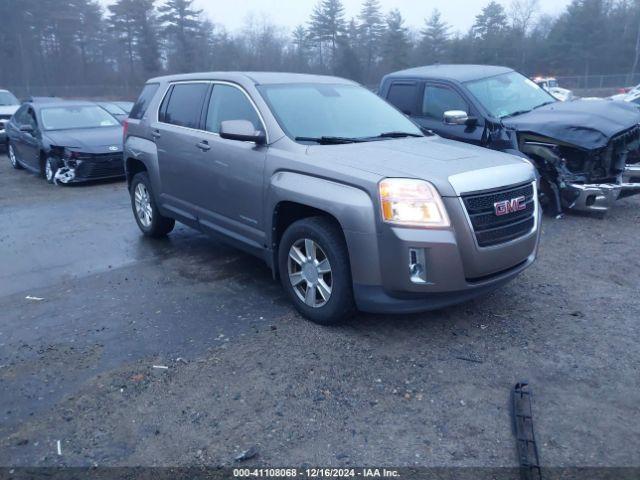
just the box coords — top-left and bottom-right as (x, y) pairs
(0, 152), (639, 469)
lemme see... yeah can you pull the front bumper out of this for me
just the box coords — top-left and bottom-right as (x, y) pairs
(566, 165), (640, 212)
(351, 186), (541, 314)
(54, 155), (125, 184)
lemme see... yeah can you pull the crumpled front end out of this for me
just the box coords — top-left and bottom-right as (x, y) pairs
(50, 147), (125, 184)
(518, 125), (640, 213)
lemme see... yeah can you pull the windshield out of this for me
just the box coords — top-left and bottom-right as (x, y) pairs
(99, 102), (126, 115)
(0, 91), (19, 106)
(466, 72), (556, 119)
(258, 83), (422, 142)
(41, 105), (120, 131)
(113, 101), (134, 113)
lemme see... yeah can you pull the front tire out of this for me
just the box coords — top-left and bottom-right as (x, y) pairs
(130, 172), (175, 238)
(8, 142), (22, 170)
(278, 216), (355, 325)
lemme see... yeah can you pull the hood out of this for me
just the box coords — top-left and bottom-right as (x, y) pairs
(0, 105), (19, 116)
(502, 99), (640, 149)
(305, 136), (535, 197)
(44, 126), (123, 153)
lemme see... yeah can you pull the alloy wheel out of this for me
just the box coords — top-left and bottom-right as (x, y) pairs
(287, 238), (333, 308)
(134, 183), (153, 228)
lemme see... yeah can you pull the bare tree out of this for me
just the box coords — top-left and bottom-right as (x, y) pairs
(509, 0), (540, 35)
(509, 0), (540, 70)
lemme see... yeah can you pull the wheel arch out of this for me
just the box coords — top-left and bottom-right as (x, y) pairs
(267, 172), (382, 286)
(125, 157), (148, 187)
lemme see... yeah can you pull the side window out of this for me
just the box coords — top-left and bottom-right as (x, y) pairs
(130, 83), (160, 120)
(26, 108), (38, 129)
(422, 85), (468, 120)
(162, 83), (209, 129)
(386, 82), (419, 115)
(205, 84), (262, 134)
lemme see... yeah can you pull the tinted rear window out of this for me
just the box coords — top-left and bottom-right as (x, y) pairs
(163, 83), (209, 129)
(386, 83), (418, 115)
(129, 83), (159, 120)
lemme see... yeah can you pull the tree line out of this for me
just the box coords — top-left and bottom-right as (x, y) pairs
(1, 0), (640, 97)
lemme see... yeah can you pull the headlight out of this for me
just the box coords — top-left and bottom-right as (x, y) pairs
(379, 178), (450, 227)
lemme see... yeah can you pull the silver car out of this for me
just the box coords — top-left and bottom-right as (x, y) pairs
(123, 72), (540, 324)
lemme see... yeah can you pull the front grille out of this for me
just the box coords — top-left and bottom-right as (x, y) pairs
(462, 183), (536, 247)
(0, 114), (11, 120)
(75, 153), (124, 179)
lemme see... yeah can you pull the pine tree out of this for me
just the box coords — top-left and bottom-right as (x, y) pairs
(358, 0), (385, 80)
(418, 9), (450, 65)
(108, 0), (139, 83)
(380, 9), (410, 73)
(159, 0), (203, 73)
(471, 1), (510, 64)
(335, 18), (363, 80)
(132, 0), (162, 77)
(308, 0), (346, 72)
(291, 25), (310, 71)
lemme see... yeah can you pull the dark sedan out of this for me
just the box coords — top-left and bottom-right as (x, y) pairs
(6, 99), (124, 185)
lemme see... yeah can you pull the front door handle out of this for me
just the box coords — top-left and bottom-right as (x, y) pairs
(151, 130), (161, 139)
(196, 140), (211, 151)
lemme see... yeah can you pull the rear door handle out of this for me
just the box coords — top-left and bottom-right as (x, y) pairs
(151, 130), (161, 139)
(196, 140), (211, 151)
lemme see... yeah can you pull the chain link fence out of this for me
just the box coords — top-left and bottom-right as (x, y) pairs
(555, 73), (640, 97)
(4, 84), (141, 101)
(5, 73), (640, 100)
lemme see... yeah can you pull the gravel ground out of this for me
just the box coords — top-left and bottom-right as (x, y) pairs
(0, 152), (639, 468)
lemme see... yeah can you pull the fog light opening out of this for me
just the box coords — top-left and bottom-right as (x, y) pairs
(585, 195), (596, 207)
(409, 248), (427, 284)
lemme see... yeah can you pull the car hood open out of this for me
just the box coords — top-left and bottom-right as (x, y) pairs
(502, 99), (640, 149)
(305, 136), (535, 197)
(44, 126), (123, 154)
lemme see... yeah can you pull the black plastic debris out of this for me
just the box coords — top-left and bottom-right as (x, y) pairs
(512, 382), (542, 480)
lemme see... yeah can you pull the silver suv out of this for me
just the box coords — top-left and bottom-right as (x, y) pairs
(124, 73), (541, 324)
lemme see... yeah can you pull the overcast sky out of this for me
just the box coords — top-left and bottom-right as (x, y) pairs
(100, 0), (572, 34)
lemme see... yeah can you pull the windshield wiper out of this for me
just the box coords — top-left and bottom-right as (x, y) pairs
(501, 109), (532, 119)
(533, 101), (556, 109)
(373, 131), (424, 139)
(295, 136), (364, 145)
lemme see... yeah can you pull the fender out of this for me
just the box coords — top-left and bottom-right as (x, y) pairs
(124, 136), (162, 200)
(267, 171), (383, 286)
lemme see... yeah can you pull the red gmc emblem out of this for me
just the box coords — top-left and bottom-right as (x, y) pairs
(494, 196), (527, 216)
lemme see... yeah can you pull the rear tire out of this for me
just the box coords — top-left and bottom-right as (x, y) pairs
(130, 172), (175, 238)
(8, 142), (22, 170)
(278, 216), (355, 325)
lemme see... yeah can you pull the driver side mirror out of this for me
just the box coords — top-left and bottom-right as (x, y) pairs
(220, 120), (266, 145)
(19, 124), (35, 134)
(443, 110), (478, 127)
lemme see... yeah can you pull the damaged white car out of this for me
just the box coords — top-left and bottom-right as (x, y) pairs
(5, 99), (124, 184)
(0, 89), (21, 150)
(533, 77), (575, 102)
